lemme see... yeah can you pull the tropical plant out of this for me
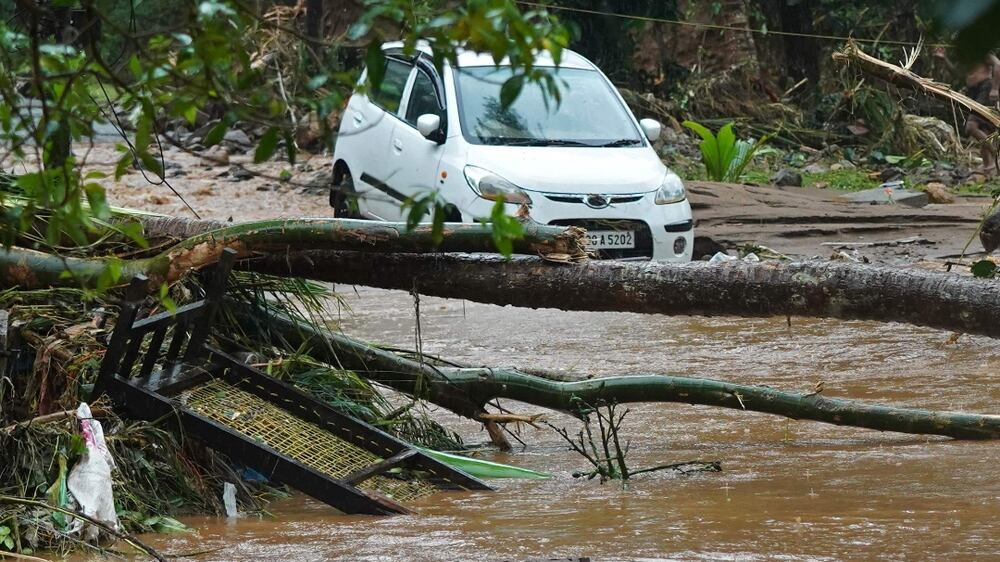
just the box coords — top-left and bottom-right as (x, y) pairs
(682, 120), (769, 182)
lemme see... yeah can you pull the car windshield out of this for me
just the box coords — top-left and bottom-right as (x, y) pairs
(454, 66), (644, 147)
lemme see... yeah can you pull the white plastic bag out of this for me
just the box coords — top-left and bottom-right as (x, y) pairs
(66, 402), (119, 542)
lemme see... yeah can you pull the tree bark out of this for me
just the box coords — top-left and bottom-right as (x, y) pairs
(247, 307), (1000, 440)
(0, 219), (585, 289)
(247, 251), (1000, 340)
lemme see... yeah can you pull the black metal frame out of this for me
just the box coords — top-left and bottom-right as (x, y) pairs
(95, 248), (490, 515)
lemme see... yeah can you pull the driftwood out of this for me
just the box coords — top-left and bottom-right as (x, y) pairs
(244, 307), (1000, 440)
(248, 250), (1000, 340)
(832, 40), (1000, 128)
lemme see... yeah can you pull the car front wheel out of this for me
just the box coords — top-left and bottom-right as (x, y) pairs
(330, 170), (362, 219)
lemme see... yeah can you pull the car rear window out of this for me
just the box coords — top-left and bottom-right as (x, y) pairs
(369, 58), (411, 113)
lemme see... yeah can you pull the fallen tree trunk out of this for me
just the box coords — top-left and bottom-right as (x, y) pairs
(0, 219), (585, 289)
(247, 251), (1000, 340)
(833, 40), (1000, 128)
(246, 307), (1000, 440)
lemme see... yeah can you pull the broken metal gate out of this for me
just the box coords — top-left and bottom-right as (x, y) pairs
(94, 249), (490, 515)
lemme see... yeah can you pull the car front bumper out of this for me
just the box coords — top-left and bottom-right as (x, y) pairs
(459, 191), (694, 262)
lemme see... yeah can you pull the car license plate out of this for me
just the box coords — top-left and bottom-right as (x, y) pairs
(585, 230), (635, 250)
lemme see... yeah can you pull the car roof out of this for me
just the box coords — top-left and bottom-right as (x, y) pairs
(381, 40), (596, 70)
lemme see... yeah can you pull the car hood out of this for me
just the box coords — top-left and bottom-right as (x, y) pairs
(464, 145), (668, 195)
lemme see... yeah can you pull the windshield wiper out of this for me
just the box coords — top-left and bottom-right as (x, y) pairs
(501, 138), (592, 147)
(598, 138), (642, 147)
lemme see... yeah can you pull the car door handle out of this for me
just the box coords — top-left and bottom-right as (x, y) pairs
(352, 114), (364, 126)
(392, 139), (403, 152)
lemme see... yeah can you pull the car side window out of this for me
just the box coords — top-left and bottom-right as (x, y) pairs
(404, 70), (445, 128)
(369, 58), (412, 114)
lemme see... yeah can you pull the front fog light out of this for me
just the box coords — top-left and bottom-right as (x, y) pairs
(655, 173), (686, 205)
(673, 236), (687, 255)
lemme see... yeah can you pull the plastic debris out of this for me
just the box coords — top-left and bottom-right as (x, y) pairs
(708, 251), (735, 263)
(223, 482), (238, 518)
(66, 402), (118, 542)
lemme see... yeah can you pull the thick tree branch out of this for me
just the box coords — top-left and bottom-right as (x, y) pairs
(246, 250), (1000, 340)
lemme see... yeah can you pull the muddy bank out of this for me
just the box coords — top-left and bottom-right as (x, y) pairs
(688, 181), (990, 263)
(88, 141), (993, 264)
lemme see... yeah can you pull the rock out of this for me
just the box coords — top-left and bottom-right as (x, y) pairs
(813, 182), (829, 189)
(803, 163), (827, 174)
(772, 168), (803, 187)
(837, 159), (856, 169)
(297, 168), (334, 195)
(202, 145), (230, 166)
(692, 236), (727, 260)
(880, 166), (905, 182)
(228, 165), (254, 181)
(964, 172), (988, 185)
(843, 186), (928, 208)
(923, 182), (955, 204)
(222, 129), (252, 152)
(980, 211), (1000, 252)
(830, 163), (843, 171)
(256, 183), (278, 192)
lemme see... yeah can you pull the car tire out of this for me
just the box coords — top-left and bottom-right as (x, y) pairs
(330, 170), (361, 218)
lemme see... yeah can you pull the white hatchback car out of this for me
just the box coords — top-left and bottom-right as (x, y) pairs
(331, 42), (693, 261)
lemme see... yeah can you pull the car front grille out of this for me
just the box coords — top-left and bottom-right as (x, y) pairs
(543, 194), (644, 205)
(548, 218), (653, 260)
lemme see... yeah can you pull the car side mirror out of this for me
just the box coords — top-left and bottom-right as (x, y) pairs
(417, 114), (443, 142)
(639, 118), (661, 142)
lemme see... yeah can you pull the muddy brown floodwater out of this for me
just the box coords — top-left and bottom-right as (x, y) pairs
(92, 288), (1000, 561)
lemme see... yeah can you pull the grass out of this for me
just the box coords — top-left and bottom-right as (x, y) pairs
(802, 169), (879, 191)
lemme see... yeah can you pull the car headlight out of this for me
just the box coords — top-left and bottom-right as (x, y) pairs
(464, 165), (532, 206)
(654, 173), (686, 205)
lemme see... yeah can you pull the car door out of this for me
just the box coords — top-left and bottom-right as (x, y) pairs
(379, 63), (448, 222)
(349, 56), (413, 220)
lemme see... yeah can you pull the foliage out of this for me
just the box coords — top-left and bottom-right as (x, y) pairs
(971, 259), (998, 278)
(682, 120), (769, 182)
(0, 0), (568, 278)
(803, 169), (878, 191)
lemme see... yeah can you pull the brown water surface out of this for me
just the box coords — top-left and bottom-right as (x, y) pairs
(107, 288), (1000, 561)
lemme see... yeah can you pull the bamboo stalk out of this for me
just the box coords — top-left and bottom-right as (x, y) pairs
(250, 307), (1000, 440)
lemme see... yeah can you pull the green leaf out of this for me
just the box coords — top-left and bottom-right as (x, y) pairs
(135, 112), (153, 152)
(365, 41), (387, 91)
(971, 259), (998, 278)
(182, 104), (198, 126)
(203, 121), (228, 147)
(254, 127), (280, 163)
(500, 74), (525, 108)
(83, 183), (110, 220)
(139, 152), (164, 178)
(115, 153), (133, 181)
(159, 283), (177, 314)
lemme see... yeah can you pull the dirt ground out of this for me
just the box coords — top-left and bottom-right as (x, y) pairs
(92, 143), (994, 265)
